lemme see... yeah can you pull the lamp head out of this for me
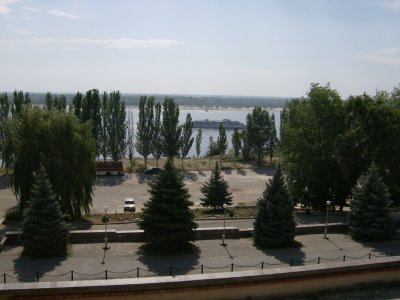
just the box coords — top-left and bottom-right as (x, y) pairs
(326, 201), (331, 206)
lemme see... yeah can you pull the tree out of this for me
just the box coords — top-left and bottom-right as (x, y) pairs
(138, 159), (197, 249)
(280, 83), (345, 210)
(0, 93), (10, 167)
(217, 123), (228, 164)
(21, 165), (69, 256)
(136, 96), (154, 169)
(151, 103), (163, 167)
(99, 92), (110, 161)
(200, 163), (233, 210)
(240, 129), (253, 161)
(349, 163), (393, 241)
(72, 92), (83, 120)
(44, 92), (66, 112)
(105, 91), (127, 161)
(231, 128), (241, 165)
(11, 90), (30, 115)
(195, 129), (203, 168)
(267, 114), (278, 164)
(82, 89), (102, 156)
(253, 166), (296, 248)
(5, 108), (96, 220)
(127, 111), (135, 171)
(246, 107), (270, 166)
(161, 97), (182, 161)
(179, 113), (194, 169)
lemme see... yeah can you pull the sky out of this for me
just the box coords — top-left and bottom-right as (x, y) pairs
(0, 0), (400, 98)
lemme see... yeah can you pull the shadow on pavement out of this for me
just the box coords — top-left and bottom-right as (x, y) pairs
(96, 175), (129, 187)
(198, 171), (207, 177)
(13, 254), (67, 282)
(258, 243), (306, 267)
(135, 173), (151, 184)
(354, 238), (400, 257)
(136, 243), (201, 276)
(183, 171), (199, 182)
(250, 167), (276, 176)
(0, 174), (11, 190)
(236, 169), (247, 176)
(222, 168), (232, 175)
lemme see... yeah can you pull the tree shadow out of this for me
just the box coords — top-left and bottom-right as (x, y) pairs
(250, 167), (276, 176)
(96, 174), (129, 187)
(183, 171), (199, 182)
(136, 243), (201, 276)
(13, 253), (67, 282)
(236, 169), (247, 176)
(198, 171), (207, 177)
(135, 173), (152, 184)
(350, 236), (400, 258)
(257, 241), (306, 267)
(222, 168), (232, 175)
(0, 174), (11, 190)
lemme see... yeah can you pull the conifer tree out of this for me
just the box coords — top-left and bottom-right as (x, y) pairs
(138, 159), (197, 248)
(254, 166), (296, 248)
(21, 165), (69, 256)
(349, 163), (392, 240)
(200, 163), (233, 210)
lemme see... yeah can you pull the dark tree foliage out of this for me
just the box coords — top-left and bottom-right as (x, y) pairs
(6, 108), (96, 219)
(21, 165), (69, 256)
(136, 96), (154, 169)
(195, 129), (203, 167)
(11, 90), (30, 115)
(138, 159), (197, 248)
(200, 163), (233, 210)
(44, 92), (66, 112)
(231, 128), (241, 163)
(161, 97), (182, 160)
(72, 92), (83, 120)
(246, 107), (270, 166)
(267, 114), (278, 164)
(127, 111), (135, 170)
(99, 92), (110, 160)
(240, 129), (254, 161)
(206, 136), (219, 157)
(179, 113), (194, 168)
(217, 123), (227, 163)
(349, 163), (393, 241)
(82, 89), (102, 156)
(0, 93), (10, 167)
(254, 166), (296, 248)
(151, 102), (163, 167)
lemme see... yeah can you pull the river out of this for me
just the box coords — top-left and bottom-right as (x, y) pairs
(127, 107), (282, 157)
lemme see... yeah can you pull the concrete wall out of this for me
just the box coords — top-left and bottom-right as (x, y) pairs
(1, 256), (399, 300)
(4, 223), (348, 246)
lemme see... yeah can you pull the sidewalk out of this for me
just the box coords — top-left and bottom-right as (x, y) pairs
(0, 234), (399, 283)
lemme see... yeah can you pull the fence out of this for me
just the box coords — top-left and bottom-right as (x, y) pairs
(1, 252), (397, 284)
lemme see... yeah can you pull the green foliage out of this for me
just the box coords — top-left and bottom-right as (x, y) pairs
(349, 163), (393, 241)
(179, 113), (194, 167)
(246, 107), (271, 165)
(0, 93), (10, 167)
(44, 92), (66, 112)
(200, 163), (233, 209)
(161, 97), (182, 160)
(231, 128), (241, 162)
(240, 129), (254, 160)
(138, 159), (197, 248)
(267, 114), (278, 164)
(127, 111), (135, 169)
(21, 165), (69, 256)
(151, 102), (163, 166)
(280, 83), (345, 210)
(206, 136), (219, 157)
(5, 208), (22, 222)
(136, 96), (154, 169)
(6, 107), (96, 220)
(81, 89), (102, 156)
(11, 90), (30, 116)
(217, 123), (228, 161)
(254, 166), (296, 248)
(195, 129), (203, 159)
(72, 92), (83, 120)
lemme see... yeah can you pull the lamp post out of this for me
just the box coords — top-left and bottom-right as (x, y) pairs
(324, 200), (331, 239)
(221, 203), (228, 246)
(103, 206), (110, 251)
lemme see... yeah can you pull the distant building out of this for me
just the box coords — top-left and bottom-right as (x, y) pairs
(96, 161), (123, 176)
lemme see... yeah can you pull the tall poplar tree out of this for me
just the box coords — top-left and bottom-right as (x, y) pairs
(0, 93), (10, 167)
(217, 123), (228, 164)
(151, 102), (163, 167)
(179, 113), (194, 169)
(136, 96), (154, 169)
(195, 129), (203, 168)
(161, 97), (181, 161)
(254, 166), (296, 248)
(267, 114), (278, 164)
(106, 91), (127, 161)
(21, 165), (69, 256)
(11, 90), (30, 115)
(231, 128), (241, 165)
(82, 89), (102, 156)
(138, 159), (197, 249)
(246, 107), (270, 166)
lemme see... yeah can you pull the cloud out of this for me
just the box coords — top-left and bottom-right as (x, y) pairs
(356, 48), (400, 64)
(24, 6), (38, 12)
(0, 0), (17, 14)
(377, 0), (400, 11)
(0, 38), (186, 49)
(49, 9), (78, 18)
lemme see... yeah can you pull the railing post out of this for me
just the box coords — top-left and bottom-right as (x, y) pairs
(369, 253), (371, 259)
(201, 265), (204, 274)
(343, 255), (346, 262)
(318, 257), (320, 264)
(105, 270), (108, 280)
(3, 274), (6, 284)
(231, 263), (234, 272)
(290, 259), (293, 267)
(169, 266), (173, 276)
(261, 262), (264, 270)
(71, 270), (74, 281)
(137, 267), (139, 278)
(36, 272), (39, 282)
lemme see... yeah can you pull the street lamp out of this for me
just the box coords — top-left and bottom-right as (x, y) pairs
(221, 203), (228, 246)
(103, 206), (110, 251)
(324, 200), (331, 239)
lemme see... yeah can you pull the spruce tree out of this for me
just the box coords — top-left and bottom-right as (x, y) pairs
(200, 163), (233, 210)
(138, 159), (197, 249)
(349, 163), (392, 240)
(254, 166), (296, 248)
(21, 165), (69, 256)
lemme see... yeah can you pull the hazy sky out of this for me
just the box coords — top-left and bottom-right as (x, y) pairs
(1, 0), (399, 98)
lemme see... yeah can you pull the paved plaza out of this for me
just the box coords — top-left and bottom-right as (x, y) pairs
(0, 234), (399, 283)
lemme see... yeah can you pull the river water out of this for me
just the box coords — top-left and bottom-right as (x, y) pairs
(127, 108), (281, 157)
